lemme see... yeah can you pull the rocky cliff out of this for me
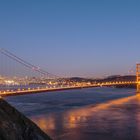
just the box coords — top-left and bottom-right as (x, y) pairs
(0, 98), (52, 140)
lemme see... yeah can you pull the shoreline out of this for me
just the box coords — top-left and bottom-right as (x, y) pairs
(0, 99), (52, 140)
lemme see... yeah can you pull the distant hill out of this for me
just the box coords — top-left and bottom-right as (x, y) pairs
(101, 75), (136, 82)
(65, 75), (136, 83)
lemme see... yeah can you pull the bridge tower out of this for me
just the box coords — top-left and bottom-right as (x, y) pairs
(136, 64), (140, 93)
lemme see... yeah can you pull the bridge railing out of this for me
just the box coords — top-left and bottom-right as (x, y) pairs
(0, 80), (136, 97)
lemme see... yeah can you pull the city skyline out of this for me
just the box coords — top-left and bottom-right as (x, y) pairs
(0, 0), (140, 77)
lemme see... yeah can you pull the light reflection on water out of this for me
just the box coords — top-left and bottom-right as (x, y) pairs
(32, 94), (140, 140)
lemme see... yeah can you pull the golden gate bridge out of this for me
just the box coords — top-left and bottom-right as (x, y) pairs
(0, 48), (139, 97)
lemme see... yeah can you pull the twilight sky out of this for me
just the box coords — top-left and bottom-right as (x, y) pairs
(0, 0), (140, 77)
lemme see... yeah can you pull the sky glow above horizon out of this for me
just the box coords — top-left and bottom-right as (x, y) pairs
(0, 0), (140, 77)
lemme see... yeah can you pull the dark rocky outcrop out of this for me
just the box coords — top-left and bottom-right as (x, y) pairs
(0, 99), (52, 140)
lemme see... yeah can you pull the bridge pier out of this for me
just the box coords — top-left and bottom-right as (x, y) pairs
(136, 64), (140, 93)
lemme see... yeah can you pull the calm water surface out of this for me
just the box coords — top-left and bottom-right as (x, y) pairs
(5, 87), (140, 140)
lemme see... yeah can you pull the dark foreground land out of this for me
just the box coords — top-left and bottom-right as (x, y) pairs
(0, 99), (52, 140)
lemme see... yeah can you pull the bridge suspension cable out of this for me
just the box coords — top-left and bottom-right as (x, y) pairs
(127, 63), (136, 75)
(0, 48), (59, 79)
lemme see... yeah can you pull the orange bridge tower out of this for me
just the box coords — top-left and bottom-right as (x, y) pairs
(136, 64), (140, 93)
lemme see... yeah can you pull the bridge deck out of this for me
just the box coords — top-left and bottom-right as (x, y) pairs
(0, 81), (136, 97)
